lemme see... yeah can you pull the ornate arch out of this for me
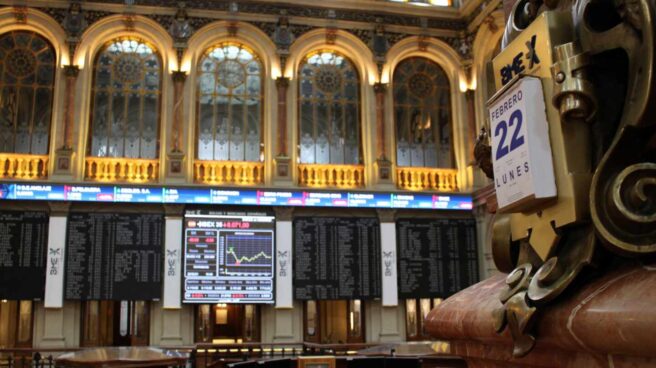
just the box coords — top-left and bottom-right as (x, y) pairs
(73, 14), (175, 180)
(472, 11), (505, 133)
(286, 28), (378, 185)
(287, 28), (377, 84)
(181, 21), (278, 182)
(0, 7), (69, 169)
(383, 36), (470, 190)
(183, 21), (278, 77)
(0, 8), (68, 66)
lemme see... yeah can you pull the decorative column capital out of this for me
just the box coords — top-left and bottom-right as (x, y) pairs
(63, 65), (80, 78)
(276, 76), (290, 89)
(48, 201), (71, 216)
(373, 82), (387, 94)
(274, 207), (294, 221)
(376, 209), (396, 223)
(172, 70), (187, 83)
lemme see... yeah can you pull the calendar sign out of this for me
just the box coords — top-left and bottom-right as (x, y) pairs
(488, 76), (556, 212)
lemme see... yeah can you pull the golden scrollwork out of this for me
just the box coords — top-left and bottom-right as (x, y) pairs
(486, 0), (656, 357)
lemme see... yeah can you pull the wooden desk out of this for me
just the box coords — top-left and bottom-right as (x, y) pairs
(55, 347), (188, 367)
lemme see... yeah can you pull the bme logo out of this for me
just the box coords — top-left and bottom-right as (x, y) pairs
(500, 35), (540, 85)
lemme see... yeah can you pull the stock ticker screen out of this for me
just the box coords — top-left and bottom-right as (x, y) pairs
(182, 209), (275, 304)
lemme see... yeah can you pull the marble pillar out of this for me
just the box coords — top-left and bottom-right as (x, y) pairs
(275, 77), (291, 181)
(425, 262), (656, 367)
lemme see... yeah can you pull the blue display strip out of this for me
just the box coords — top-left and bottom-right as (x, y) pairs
(0, 182), (473, 210)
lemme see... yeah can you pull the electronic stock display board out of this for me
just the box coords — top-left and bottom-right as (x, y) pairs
(396, 218), (478, 299)
(293, 217), (381, 300)
(0, 211), (48, 300)
(0, 182), (472, 211)
(64, 212), (163, 300)
(183, 209), (275, 304)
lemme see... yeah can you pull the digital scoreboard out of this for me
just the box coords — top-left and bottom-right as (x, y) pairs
(183, 210), (275, 304)
(396, 218), (479, 299)
(0, 182), (472, 210)
(293, 217), (382, 300)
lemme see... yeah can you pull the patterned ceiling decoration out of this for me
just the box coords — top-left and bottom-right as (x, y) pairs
(76, 0), (467, 29)
(34, 0), (494, 62)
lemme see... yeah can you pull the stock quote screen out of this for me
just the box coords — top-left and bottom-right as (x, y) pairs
(183, 209), (275, 304)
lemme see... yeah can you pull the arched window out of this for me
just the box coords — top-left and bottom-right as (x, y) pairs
(298, 50), (361, 165)
(197, 43), (263, 162)
(393, 57), (452, 168)
(89, 38), (161, 159)
(484, 40), (502, 103)
(0, 31), (55, 155)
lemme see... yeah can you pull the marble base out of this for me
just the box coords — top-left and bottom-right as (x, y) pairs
(425, 262), (656, 368)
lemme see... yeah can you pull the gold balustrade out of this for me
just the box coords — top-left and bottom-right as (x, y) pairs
(0, 153), (48, 180)
(194, 160), (264, 185)
(85, 157), (159, 183)
(298, 164), (365, 188)
(396, 167), (459, 191)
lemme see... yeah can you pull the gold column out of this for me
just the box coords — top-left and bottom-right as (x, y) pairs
(168, 71), (187, 177)
(53, 65), (79, 176)
(62, 65), (79, 149)
(276, 76), (289, 156)
(465, 89), (477, 163)
(374, 82), (387, 159)
(374, 82), (392, 185)
(171, 71), (187, 153)
(275, 76), (291, 179)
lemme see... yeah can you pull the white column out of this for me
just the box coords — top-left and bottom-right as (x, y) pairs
(378, 210), (398, 306)
(44, 215), (67, 308)
(34, 301), (81, 348)
(275, 217), (293, 308)
(261, 301), (303, 343)
(149, 302), (194, 346)
(163, 216), (183, 309)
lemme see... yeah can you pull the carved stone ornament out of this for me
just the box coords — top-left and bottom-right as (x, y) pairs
(169, 2), (193, 42)
(13, 6), (27, 24)
(274, 15), (294, 51)
(61, 1), (88, 37)
(483, 0), (656, 358)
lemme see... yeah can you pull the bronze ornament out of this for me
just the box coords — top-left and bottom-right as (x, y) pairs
(484, 0), (656, 357)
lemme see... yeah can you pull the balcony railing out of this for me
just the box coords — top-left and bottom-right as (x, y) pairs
(194, 160), (265, 185)
(298, 164), (365, 188)
(85, 157), (159, 183)
(396, 167), (458, 191)
(0, 153), (48, 180)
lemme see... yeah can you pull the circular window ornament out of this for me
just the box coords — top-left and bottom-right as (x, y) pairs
(113, 54), (143, 84)
(314, 66), (342, 94)
(7, 48), (36, 78)
(218, 60), (246, 88)
(408, 73), (434, 98)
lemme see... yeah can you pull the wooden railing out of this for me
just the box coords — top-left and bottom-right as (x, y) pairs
(194, 160), (265, 185)
(0, 153), (48, 180)
(298, 164), (365, 188)
(0, 347), (193, 368)
(396, 167), (459, 191)
(85, 157), (159, 183)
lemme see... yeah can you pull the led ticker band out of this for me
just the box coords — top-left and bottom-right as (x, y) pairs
(0, 182), (473, 210)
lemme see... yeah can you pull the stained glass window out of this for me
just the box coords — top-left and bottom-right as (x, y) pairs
(393, 57), (453, 168)
(298, 51), (362, 165)
(89, 38), (161, 159)
(0, 31), (55, 155)
(197, 43), (263, 162)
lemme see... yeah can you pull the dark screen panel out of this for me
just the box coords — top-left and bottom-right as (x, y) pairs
(0, 211), (48, 300)
(294, 217), (381, 300)
(64, 212), (163, 300)
(396, 218), (478, 299)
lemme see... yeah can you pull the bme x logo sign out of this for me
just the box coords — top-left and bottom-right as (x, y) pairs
(500, 35), (540, 85)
